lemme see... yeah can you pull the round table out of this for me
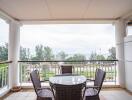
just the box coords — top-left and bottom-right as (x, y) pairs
(49, 75), (87, 100)
(49, 75), (87, 85)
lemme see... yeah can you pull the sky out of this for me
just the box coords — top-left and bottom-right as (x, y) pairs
(20, 24), (115, 56)
(0, 19), (9, 45)
(127, 26), (132, 35)
(0, 18), (116, 57)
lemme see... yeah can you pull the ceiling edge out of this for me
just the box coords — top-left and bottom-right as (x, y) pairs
(20, 18), (117, 25)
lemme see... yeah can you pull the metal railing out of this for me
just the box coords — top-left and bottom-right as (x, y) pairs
(0, 61), (12, 89)
(18, 60), (118, 85)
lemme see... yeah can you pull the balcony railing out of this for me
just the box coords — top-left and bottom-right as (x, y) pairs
(0, 61), (12, 89)
(18, 60), (118, 85)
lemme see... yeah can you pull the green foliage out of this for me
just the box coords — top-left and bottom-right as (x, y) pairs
(43, 46), (54, 60)
(96, 55), (105, 60)
(20, 47), (30, 60)
(89, 52), (97, 60)
(56, 51), (68, 60)
(0, 43), (8, 61)
(0, 65), (8, 88)
(32, 45), (54, 60)
(0, 64), (7, 68)
(89, 52), (105, 60)
(66, 54), (86, 61)
(35, 45), (44, 60)
(66, 54), (86, 64)
(0, 43), (116, 61)
(107, 47), (116, 60)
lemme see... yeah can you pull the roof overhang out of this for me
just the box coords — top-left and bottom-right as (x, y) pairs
(0, 0), (132, 24)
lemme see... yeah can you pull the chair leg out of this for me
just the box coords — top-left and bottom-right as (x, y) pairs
(37, 96), (53, 100)
(85, 95), (100, 100)
(37, 96), (39, 100)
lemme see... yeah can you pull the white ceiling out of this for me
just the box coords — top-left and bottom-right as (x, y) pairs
(0, 0), (132, 21)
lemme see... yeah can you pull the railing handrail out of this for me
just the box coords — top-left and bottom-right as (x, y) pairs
(18, 60), (118, 63)
(0, 61), (12, 64)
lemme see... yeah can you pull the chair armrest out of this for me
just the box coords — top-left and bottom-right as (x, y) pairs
(86, 79), (95, 81)
(36, 88), (42, 90)
(37, 87), (51, 91)
(40, 79), (49, 82)
(86, 86), (100, 89)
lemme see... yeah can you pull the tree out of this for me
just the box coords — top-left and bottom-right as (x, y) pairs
(32, 45), (54, 60)
(107, 47), (116, 60)
(66, 54), (86, 64)
(56, 51), (68, 60)
(0, 43), (8, 61)
(66, 54), (86, 61)
(73, 54), (86, 61)
(43, 46), (54, 60)
(35, 45), (44, 60)
(20, 46), (30, 60)
(89, 52), (105, 60)
(96, 55), (105, 60)
(89, 52), (97, 60)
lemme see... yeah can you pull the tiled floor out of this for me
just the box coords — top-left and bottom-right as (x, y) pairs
(100, 89), (132, 100)
(1, 88), (132, 100)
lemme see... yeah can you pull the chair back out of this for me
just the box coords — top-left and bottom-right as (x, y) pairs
(94, 68), (106, 93)
(61, 65), (72, 74)
(53, 84), (84, 100)
(30, 70), (41, 94)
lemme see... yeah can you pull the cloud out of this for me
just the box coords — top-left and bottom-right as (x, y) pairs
(20, 24), (115, 55)
(0, 19), (9, 45)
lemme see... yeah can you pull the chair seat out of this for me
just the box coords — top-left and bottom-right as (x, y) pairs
(85, 88), (98, 96)
(37, 88), (53, 99)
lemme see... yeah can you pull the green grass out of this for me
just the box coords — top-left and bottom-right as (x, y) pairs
(0, 64), (7, 68)
(41, 70), (116, 80)
(0, 64), (8, 88)
(41, 71), (55, 80)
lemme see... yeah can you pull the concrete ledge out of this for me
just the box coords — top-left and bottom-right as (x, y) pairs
(0, 86), (10, 97)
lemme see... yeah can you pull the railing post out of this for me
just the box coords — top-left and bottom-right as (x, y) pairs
(8, 20), (20, 89)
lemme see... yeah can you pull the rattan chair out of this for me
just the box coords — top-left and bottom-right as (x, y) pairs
(60, 65), (73, 74)
(50, 83), (85, 100)
(30, 70), (54, 100)
(84, 68), (106, 100)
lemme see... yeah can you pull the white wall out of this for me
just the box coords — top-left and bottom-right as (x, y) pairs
(124, 36), (132, 92)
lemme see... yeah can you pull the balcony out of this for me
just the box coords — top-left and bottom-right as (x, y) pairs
(0, 0), (132, 99)
(1, 60), (132, 100)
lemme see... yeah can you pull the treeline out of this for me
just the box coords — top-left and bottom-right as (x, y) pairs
(0, 43), (116, 61)
(20, 45), (86, 61)
(20, 44), (116, 61)
(0, 43), (8, 61)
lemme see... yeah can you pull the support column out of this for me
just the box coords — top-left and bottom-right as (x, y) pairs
(115, 19), (126, 87)
(8, 20), (20, 89)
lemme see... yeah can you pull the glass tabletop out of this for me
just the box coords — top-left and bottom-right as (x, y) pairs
(49, 75), (87, 85)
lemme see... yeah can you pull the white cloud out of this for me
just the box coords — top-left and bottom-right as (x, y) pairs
(0, 19), (9, 45)
(20, 24), (115, 55)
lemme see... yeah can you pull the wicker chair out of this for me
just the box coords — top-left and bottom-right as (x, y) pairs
(84, 68), (106, 100)
(30, 70), (54, 100)
(60, 65), (73, 74)
(50, 83), (85, 100)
